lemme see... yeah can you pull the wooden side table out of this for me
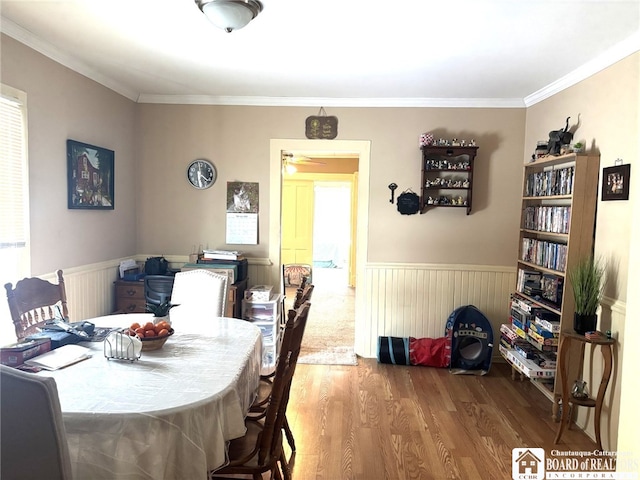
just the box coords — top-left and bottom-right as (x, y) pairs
(554, 331), (615, 450)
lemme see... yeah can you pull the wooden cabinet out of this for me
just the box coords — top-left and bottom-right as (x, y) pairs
(114, 280), (146, 313)
(499, 152), (600, 420)
(420, 145), (478, 214)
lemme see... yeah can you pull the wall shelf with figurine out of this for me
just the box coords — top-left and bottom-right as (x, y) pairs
(420, 143), (478, 215)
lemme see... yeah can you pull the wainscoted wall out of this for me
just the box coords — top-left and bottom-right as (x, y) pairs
(43, 259), (516, 356)
(356, 263), (516, 358)
(42, 256), (275, 323)
(40, 259), (124, 322)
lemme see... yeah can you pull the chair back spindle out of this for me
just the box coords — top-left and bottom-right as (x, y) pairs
(4, 269), (68, 341)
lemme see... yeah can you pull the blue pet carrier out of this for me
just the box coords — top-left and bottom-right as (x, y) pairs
(444, 305), (494, 375)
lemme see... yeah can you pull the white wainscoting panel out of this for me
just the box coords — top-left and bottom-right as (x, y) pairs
(356, 263), (516, 358)
(41, 260), (123, 322)
(38, 256), (275, 325)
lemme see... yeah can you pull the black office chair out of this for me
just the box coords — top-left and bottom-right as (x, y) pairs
(144, 275), (175, 305)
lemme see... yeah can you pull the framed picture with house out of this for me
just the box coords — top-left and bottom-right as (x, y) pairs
(67, 139), (115, 210)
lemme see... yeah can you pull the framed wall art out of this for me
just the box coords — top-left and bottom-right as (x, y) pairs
(67, 139), (114, 210)
(601, 164), (631, 201)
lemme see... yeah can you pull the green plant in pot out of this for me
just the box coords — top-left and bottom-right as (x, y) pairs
(569, 256), (606, 334)
(146, 300), (176, 324)
(572, 142), (584, 153)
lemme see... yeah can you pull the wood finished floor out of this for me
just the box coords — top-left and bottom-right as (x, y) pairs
(284, 359), (597, 480)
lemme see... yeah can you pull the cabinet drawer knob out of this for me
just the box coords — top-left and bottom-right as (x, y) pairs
(126, 289), (137, 296)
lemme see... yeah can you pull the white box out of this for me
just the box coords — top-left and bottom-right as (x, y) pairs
(248, 285), (273, 302)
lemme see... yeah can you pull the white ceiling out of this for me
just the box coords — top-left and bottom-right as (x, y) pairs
(1, 0), (639, 107)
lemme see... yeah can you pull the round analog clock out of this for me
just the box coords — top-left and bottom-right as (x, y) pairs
(187, 159), (217, 189)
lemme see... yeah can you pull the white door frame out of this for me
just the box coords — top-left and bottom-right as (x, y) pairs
(269, 139), (371, 356)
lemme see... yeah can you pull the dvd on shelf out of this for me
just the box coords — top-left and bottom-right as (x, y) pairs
(523, 205), (571, 234)
(524, 165), (575, 197)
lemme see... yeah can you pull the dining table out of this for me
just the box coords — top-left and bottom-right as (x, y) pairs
(35, 310), (263, 480)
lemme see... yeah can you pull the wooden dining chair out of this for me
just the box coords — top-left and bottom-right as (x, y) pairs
(1, 364), (73, 480)
(247, 300), (311, 456)
(170, 269), (228, 316)
(210, 302), (311, 480)
(4, 269), (68, 341)
(292, 279), (314, 309)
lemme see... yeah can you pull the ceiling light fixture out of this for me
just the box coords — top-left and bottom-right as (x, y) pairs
(284, 161), (297, 175)
(195, 0), (263, 33)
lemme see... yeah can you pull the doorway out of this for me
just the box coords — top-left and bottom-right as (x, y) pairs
(270, 138), (371, 359)
(282, 175), (356, 286)
(282, 176), (356, 363)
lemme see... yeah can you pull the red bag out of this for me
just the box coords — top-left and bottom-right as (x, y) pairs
(409, 337), (449, 368)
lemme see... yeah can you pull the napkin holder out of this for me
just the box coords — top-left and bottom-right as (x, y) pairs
(104, 330), (141, 362)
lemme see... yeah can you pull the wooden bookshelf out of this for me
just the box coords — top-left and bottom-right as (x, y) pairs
(501, 152), (600, 421)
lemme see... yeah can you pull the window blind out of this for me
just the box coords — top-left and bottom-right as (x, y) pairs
(0, 92), (28, 249)
(0, 85), (29, 341)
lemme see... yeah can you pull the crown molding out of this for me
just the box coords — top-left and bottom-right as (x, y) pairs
(1, 17), (139, 102)
(3, 14), (637, 109)
(136, 94), (526, 108)
(525, 31), (640, 107)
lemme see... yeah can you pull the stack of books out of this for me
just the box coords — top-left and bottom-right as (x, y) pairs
(202, 249), (244, 260)
(196, 250), (248, 283)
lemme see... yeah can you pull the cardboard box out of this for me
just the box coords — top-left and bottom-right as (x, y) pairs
(1, 338), (52, 367)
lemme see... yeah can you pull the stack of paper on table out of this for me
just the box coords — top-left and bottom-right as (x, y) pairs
(24, 344), (92, 371)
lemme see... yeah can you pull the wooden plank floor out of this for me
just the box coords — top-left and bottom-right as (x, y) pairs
(285, 359), (597, 480)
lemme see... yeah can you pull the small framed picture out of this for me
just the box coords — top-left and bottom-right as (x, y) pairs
(601, 164), (631, 201)
(67, 139), (115, 210)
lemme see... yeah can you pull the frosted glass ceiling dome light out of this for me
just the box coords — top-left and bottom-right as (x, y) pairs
(196, 0), (263, 33)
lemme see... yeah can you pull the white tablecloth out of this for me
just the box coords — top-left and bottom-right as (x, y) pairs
(37, 313), (262, 480)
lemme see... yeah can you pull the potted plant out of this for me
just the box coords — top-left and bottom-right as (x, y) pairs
(572, 142), (584, 153)
(146, 300), (176, 324)
(568, 255), (606, 334)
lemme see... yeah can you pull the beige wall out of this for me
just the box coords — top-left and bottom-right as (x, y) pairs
(617, 52), (640, 463)
(525, 52), (639, 451)
(137, 104), (526, 266)
(0, 34), (138, 275)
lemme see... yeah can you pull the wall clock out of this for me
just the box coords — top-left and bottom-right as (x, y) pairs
(187, 159), (217, 189)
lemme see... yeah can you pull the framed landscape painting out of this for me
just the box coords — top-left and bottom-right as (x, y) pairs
(67, 139), (114, 210)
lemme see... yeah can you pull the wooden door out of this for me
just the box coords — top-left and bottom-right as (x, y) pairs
(281, 179), (314, 266)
